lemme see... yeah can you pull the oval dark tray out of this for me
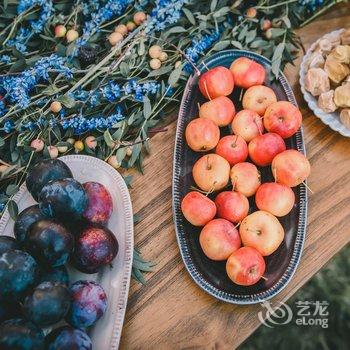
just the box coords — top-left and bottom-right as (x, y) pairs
(172, 50), (308, 304)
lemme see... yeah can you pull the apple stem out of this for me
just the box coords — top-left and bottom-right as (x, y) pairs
(254, 118), (263, 135)
(203, 81), (212, 101)
(261, 275), (268, 281)
(302, 180), (314, 194)
(239, 88), (244, 102)
(273, 167), (277, 183)
(234, 222), (241, 230)
(206, 181), (217, 196)
(189, 185), (208, 195)
(197, 102), (201, 111)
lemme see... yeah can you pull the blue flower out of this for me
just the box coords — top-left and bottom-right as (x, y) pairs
(3, 120), (14, 133)
(299, 0), (325, 11)
(0, 55), (11, 64)
(0, 54), (72, 109)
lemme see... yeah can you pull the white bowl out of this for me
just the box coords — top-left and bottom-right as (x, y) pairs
(0, 155), (134, 349)
(299, 28), (350, 137)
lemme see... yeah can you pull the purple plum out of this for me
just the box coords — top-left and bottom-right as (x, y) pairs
(66, 280), (107, 328)
(46, 326), (92, 350)
(23, 281), (70, 327)
(82, 182), (113, 225)
(0, 236), (20, 255)
(73, 225), (118, 274)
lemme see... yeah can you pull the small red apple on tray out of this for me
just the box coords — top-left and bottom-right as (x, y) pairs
(255, 183), (295, 217)
(215, 135), (248, 166)
(230, 162), (261, 197)
(179, 55), (311, 287)
(239, 211), (285, 256)
(215, 191), (249, 224)
(264, 101), (302, 139)
(231, 109), (264, 142)
(230, 57), (266, 88)
(226, 247), (266, 286)
(248, 132), (286, 167)
(185, 117), (220, 152)
(192, 154), (230, 192)
(199, 66), (234, 99)
(272, 150), (311, 187)
(199, 96), (235, 126)
(242, 85), (277, 116)
(199, 219), (241, 261)
(181, 192), (216, 226)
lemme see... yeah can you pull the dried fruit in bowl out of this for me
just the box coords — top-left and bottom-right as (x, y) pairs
(340, 109), (350, 129)
(340, 29), (350, 45)
(318, 90), (337, 113)
(324, 55), (350, 84)
(305, 68), (330, 96)
(330, 45), (350, 64)
(308, 52), (325, 69)
(334, 84), (350, 108)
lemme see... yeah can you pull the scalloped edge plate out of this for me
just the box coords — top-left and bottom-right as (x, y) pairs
(0, 155), (133, 349)
(299, 28), (350, 137)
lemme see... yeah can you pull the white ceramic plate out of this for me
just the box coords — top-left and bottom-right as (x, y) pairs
(299, 28), (350, 137)
(0, 155), (134, 349)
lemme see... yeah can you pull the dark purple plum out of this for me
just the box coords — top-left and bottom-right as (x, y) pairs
(0, 250), (39, 299)
(39, 265), (69, 286)
(66, 280), (107, 328)
(23, 281), (70, 327)
(26, 219), (74, 267)
(26, 159), (73, 201)
(14, 205), (47, 243)
(0, 318), (44, 350)
(0, 301), (22, 323)
(82, 181), (113, 225)
(45, 326), (92, 350)
(73, 225), (118, 273)
(39, 178), (87, 219)
(0, 235), (20, 255)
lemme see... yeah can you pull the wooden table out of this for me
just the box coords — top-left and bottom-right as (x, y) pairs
(120, 4), (350, 349)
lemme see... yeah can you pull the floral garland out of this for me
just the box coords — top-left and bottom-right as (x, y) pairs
(0, 0), (344, 279)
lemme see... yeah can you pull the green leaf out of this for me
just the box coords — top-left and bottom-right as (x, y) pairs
(270, 28), (286, 38)
(8, 200), (18, 220)
(182, 8), (196, 25)
(119, 61), (130, 77)
(103, 129), (114, 146)
(213, 6), (230, 18)
(271, 42), (285, 77)
(42, 85), (60, 96)
(39, 34), (56, 43)
(168, 66), (182, 87)
(143, 97), (152, 119)
(0, 137), (4, 147)
(231, 40), (243, 49)
(213, 40), (231, 51)
(58, 95), (75, 108)
(163, 26), (187, 37)
(6, 184), (18, 196)
(116, 147), (127, 163)
(210, 0), (218, 11)
(128, 142), (142, 167)
(147, 65), (172, 77)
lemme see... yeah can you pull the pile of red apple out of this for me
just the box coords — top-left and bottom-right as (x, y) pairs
(181, 57), (311, 287)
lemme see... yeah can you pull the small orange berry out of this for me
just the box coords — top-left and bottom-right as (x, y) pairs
(133, 11), (147, 25)
(50, 101), (62, 113)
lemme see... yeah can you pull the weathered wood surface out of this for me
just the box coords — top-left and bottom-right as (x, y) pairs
(120, 4), (350, 349)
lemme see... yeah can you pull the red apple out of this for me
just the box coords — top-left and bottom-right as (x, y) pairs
(231, 109), (264, 142)
(199, 66), (234, 99)
(272, 149), (311, 187)
(199, 96), (235, 126)
(240, 210), (285, 256)
(230, 162), (261, 197)
(181, 191), (216, 226)
(192, 154), (230, 192)
(248, 132), (286, 167)
(230, 57), (266, 89)
(185, 117), (220, 152)
(242, 85), (277, 116)
(226, 247), (266, 286)
(255, 183), (295, 217)
(215, 135), (248, 166)
(215, 191), (249, 223)
(264, 101), (302, 139)
(199, 218), (241, 260)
